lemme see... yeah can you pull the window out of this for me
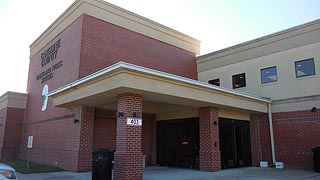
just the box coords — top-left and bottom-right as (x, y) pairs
(295, 58), (315, 78)
(208, 79), (220, 86)
(261, 66), (277, 84)
(232, 73), (246, 89)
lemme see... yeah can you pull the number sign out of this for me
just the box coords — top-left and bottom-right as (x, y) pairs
(127, 118), (142, 126)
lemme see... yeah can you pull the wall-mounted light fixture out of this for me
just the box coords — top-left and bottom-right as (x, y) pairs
(73, 119), (79, 123)
(213, 120), (217, 125)
(116, 112), (124, 118)
(133, 112), (140, 118)
(311, 107), (317, 112)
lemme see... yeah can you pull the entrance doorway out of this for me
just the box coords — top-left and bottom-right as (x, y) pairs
(219, 118), (252, 169)
(157, 118), (199, 169)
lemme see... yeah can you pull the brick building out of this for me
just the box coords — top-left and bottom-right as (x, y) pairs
(0, 0), (319, 179)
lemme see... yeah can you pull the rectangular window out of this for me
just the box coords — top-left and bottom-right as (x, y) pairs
(295, 58), (315, 78)
(261, 66), (277, 84)
(208, 79), (220, 86)
(232, 73), (246, 89)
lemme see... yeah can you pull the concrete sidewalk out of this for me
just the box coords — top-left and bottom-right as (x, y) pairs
(17, 167), (320, 180)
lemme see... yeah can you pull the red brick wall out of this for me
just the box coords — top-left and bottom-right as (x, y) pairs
(0, 108), (6, 157)
(79, 15), (197, 80)
(21, 112), (81, 171)
(93, 109), (157, 166)
(251, 109), (320, 170)
(22, 16), (84, 171)
(93, 109), (117, 151)
(199, 107), (220, 171)
(77, 106), (95, 172)
(250, 114), (272, 167)
(1, 108), (25, 160)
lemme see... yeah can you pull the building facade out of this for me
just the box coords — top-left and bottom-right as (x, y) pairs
(197, 19), (320, 169)
(0, 0), (319, 179)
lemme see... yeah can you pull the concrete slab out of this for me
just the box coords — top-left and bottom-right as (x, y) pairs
(17, 167), (320, 180)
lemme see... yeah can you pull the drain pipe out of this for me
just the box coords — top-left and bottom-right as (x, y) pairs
(268, 103), (276, 166)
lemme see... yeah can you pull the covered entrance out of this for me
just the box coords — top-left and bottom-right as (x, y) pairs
(157, 118), (199, 169)
(48, 62), (270, 178)
(219, 118), (252, 169)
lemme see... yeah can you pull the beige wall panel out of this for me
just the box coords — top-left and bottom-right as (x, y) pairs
(198, 42), (320, 102)
(52, 70), (268, 113)
(0, 92), (27, 110)
(218, 108), (250, 121)
(272, 99), (320, 113)
(157, 109), (199, 121)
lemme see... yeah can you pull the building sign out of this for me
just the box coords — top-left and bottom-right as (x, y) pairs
(127, 118), (142, 126)
(27, 136), (33, 149)
(35, 39), (63, 84)
(41, 84), (49, 111)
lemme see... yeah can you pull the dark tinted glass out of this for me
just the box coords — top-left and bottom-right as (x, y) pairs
(232, 73), (246, 89)
(208, 79), (220, 86)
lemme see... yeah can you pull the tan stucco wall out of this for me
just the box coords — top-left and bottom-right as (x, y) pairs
(156, 108), (250, 121)
(0, 92), (27, 110)
(51, 70), (268, 113)
(197, 20), (320, 112)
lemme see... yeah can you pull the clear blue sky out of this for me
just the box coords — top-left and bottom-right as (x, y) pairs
(0, 0), (320, 95)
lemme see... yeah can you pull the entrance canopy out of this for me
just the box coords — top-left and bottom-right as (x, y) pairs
(49, 62), (270, 114)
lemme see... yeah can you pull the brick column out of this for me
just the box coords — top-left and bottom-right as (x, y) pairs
(77, 106), (95, 172)
(199, 107), (221, 171)
(114, 93), (143, 180)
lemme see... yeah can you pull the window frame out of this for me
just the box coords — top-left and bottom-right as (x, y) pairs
(260, 66), (278, 84)
(232, 73), (246, 89)
(208, 78), (220, 86)
(294, 58), (316, 78)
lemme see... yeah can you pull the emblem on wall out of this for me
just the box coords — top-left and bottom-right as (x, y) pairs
(41, 84), (49, 111)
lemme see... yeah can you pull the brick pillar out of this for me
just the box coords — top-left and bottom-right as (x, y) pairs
(199, 107), (221, 171)
(114, 93), (143, 180)
(77, 106), (95, 172)
(250, 114), (261, 167)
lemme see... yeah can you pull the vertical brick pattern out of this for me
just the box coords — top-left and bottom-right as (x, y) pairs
(77, 106), (95, 172)
(251, 109), (320, 170)
(114, 93), (143, 180)
(80, 15), (197, 80)
(199, 107), (221, 171)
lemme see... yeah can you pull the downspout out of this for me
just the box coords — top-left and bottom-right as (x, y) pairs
(268, 103), (276, 166)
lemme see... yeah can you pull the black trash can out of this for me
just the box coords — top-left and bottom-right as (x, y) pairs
(312, 147), (320, 172)
(92, 148), (114, 180)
